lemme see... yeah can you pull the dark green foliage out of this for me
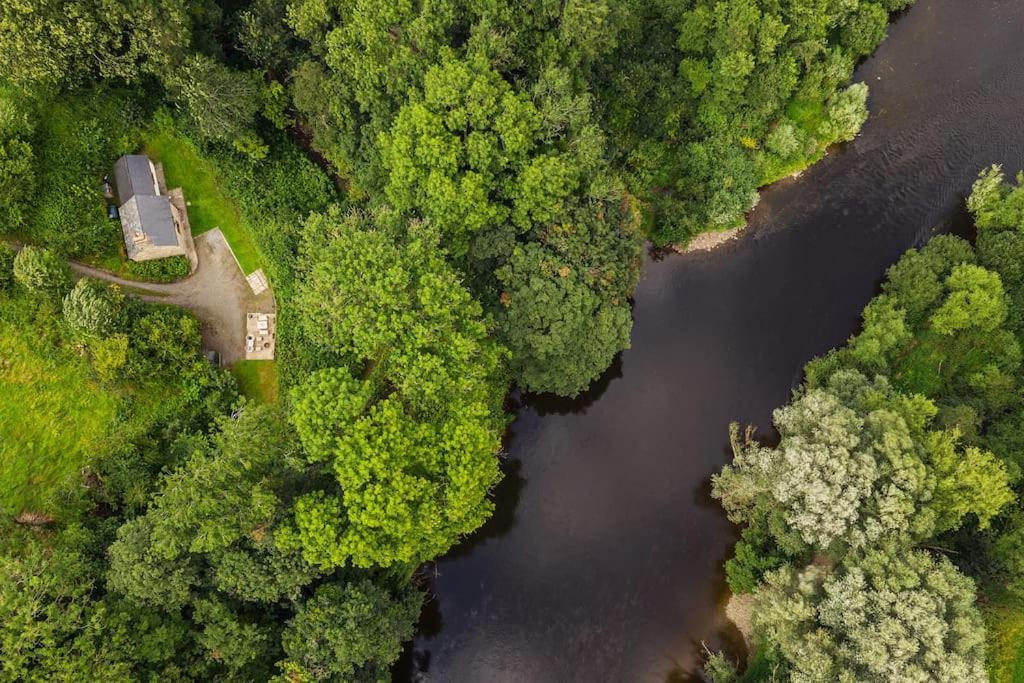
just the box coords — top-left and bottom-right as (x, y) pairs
(725, 526), (789, 595)
(165, 55), (265, 155)
(497, 240), (633, 396)
(120, 254), (190, 283)
(279, 580), (422, 681)
(16, 88), (144, 257)
(234, 0), (295, 70)
(594, 0), (904, 246)
(0, 243), (15, 289)
(0, 87), (35, 232)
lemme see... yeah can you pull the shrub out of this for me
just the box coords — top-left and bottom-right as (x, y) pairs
(13, 246), (70, 296)
(63, 279), (124, 336)
(122, 255), (190, 283)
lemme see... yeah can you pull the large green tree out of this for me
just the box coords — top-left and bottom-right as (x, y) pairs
(0, 0), (190, 86)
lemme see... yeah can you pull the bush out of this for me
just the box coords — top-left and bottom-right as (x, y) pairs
(122, 255), (190, 283)
(13, 246), (70, 296)
(63, 279), (124, 336)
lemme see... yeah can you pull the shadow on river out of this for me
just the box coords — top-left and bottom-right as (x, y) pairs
(398, 1), (1024, 680)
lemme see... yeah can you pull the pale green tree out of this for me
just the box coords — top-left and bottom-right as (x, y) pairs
(12, 246), (70, 296)
(754, 548), (988, 683)
(62, 279), (124, 337)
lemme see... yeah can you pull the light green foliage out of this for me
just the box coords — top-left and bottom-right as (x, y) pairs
(930, 264), (1007, 335)
(847, 294), (910, 370)
(90, 333), (130, 383)
(380, 54), (582, 257)
(279, 580), (421, 681)
(755, 548), (988, 683)
(926, 430), (1013, 533)
(704, 650), (739, 683)
(296, 209), (507, 411)
(821, 83), (870, 143)
(12, 246), (69, 296)
(332, 395), (501, 567)
(715, 370), (1011, 553)
(882, 249), (945, 325)
(62, 279), (124, 337)
(261, 80), (293, 130)
(968, 165), (1024, 231)
(291, 367), (373, 463)
(286, 0), (464, 189)
(284, 367), (502, 569)
(0, 0), (188, 86)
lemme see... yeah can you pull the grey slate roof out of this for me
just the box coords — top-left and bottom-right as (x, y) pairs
(120, 196), (179, 247)
(113, 155), (158, 206)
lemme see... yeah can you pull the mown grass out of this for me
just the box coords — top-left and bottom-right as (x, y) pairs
(142, 125), (262, 274)
(230, 360), (279, 404)
(0, 306), (118, 515)
(986, 591), (1024, 683)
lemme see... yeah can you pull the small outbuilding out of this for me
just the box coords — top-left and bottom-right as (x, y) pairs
(112, 155), (190, 262)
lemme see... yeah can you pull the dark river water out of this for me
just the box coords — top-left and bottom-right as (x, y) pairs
(399, 2), (1024, 680)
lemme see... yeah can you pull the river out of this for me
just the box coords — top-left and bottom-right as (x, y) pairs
(399, 2), (1024, 680)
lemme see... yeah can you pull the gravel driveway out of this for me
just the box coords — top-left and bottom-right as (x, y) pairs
(71, 229), (275, 365)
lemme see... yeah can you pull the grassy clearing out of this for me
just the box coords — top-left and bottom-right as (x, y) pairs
(142, 126), (262, 274)
(0, 310), (118, 515)
(987, 592), (1024, 683)
(230, 360), (279, 404)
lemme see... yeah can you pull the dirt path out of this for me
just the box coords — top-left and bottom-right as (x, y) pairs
(71, 229), (275, 365)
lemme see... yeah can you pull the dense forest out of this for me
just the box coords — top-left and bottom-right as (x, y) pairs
(0, 1), (916, 681)
(711, 168), (1024, 682)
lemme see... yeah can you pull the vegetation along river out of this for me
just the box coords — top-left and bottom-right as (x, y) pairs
(400, 1), (1024, 680)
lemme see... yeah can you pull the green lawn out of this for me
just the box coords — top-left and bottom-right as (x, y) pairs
(230, 360), (279, 404)
(142, 127), (263, 274)
(0, 316), (118, 515)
